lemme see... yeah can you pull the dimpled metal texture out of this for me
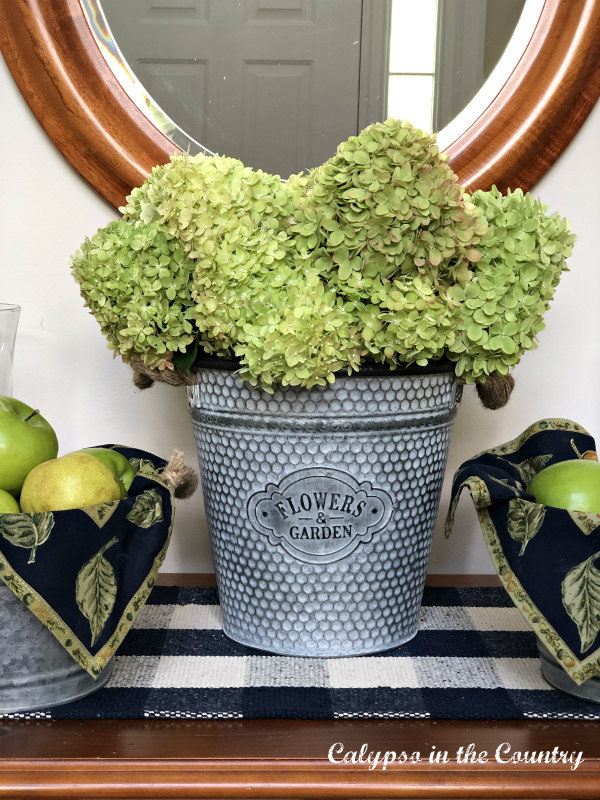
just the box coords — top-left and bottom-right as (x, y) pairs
(188, 366), (460, 657)
(0, 585), (113, 713)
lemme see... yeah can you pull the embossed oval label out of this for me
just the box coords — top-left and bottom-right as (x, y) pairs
(247, 468), (393, 564)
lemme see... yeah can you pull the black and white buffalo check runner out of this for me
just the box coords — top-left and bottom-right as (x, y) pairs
(5, 586), (600, 720)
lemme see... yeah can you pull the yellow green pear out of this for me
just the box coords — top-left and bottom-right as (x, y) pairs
(20, 453), (123, 512)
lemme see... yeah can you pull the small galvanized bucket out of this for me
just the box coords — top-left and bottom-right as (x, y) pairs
(538, 640), (600, 704)
(188, 360), (460, 657)
(0, 584), (113, 714)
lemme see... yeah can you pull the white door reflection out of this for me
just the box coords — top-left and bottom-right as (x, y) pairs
(87, 0), (529, 176)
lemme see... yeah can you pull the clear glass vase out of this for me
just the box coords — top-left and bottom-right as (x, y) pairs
(0, 303), (21, 396)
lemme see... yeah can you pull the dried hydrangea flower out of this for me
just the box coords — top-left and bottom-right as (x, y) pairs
(71, 219), (196, 370)
(448, 187), (576, 382)
(71, 124), (575, 391)
(287, 118), (485, 369)
(120, 152), (364, 387)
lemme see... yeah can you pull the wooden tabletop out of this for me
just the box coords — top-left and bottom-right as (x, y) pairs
(1, 575), (599, 799)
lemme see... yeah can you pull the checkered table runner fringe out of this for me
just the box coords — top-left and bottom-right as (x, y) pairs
(5, 586), (600, 720)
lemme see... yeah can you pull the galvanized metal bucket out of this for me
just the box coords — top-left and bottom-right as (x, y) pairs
(188, 361), (460, 657)
(537, 640), (600, 704)
(0, 584), (113, 714)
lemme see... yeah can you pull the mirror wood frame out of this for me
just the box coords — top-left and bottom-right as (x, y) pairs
(0, 0), (598, 210)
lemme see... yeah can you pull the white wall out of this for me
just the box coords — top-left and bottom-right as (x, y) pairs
(1, 54), (598, 574)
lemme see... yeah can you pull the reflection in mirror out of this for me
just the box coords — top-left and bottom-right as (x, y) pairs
(3, 0), (593, 209)
(88, 0), (526, 177)
(390, 0), (526, 132)
(93, 0), (390, 176)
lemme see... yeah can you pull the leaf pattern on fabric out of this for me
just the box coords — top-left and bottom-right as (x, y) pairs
(446, 419), (600, 682)
(0, 512), (55, 563)
(82, 500), (119, 528)
(513, 454), (553, 487)
(0, 445), (175, 678)
(486, 420), (588, 457)
(568, 510), (600, 536)
(129, 458), (160, 480)
(562, 553), (600, 653)
(0, 569), (30, 602)
(126, 489), (164, 528)
(76, 536), (118, 647)
(488, 475), (523, 496)
(444, 476), (493, 538)
(507, 499), (545, 555)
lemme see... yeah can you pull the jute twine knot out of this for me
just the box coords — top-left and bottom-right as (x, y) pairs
(456, 372), (515, 410)
(130, 358), (197, 391)
(161, 449), (199, 499)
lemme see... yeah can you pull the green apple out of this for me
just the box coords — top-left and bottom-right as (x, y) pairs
(20, 453), (123, 512)
(0, 396), (59, 496)
(0, 488), (20, 513)
(72, 447), (135, 498)
(527, 459), (600, 513)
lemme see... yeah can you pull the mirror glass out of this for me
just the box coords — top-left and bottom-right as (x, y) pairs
(84, 0), (533, 177)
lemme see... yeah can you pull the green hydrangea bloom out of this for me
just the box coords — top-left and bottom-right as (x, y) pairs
(120, 151), (364, 387)
(448, 187), (576, 382)
(70, 219), (196, 369)
(121, 151), (304, 261)
(230, 267), (364, 389)
(71, 125), (575, 391)
(287, 118), (484, 368)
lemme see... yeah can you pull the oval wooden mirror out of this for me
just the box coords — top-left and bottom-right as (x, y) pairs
(0, 0), (598, 210)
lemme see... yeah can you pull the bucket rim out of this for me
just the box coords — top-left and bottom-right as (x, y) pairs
(193, 356), (457, 378)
